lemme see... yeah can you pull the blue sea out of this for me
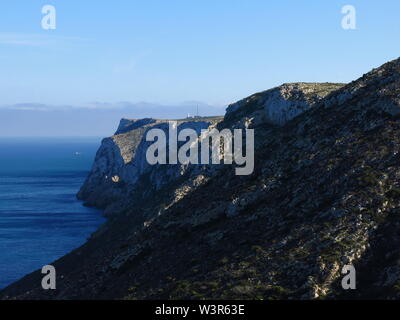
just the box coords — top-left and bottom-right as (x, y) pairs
(0, 137), (105, 289)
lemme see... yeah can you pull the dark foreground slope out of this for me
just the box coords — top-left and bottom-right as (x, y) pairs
(2, 58), (400, 300)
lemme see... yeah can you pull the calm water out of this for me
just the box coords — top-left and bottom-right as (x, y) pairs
(0, 137), (105, 289)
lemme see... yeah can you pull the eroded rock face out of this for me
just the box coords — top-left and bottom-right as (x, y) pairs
(5, 59), (400, 300)
(225, 83), (345, 127)
(77, 118), (221, 215)
(79, 83), (343, 216)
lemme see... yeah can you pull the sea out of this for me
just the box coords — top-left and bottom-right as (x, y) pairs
(0, 137), (105, 289)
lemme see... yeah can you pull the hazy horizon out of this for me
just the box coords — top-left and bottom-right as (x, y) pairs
(0, 101), (226, 136)
(2, 0), (400, 136)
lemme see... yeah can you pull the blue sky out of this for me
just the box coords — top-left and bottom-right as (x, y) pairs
(0, 0), (399, 135)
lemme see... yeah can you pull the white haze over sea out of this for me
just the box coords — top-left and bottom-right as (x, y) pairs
(0, 102), (226, 137)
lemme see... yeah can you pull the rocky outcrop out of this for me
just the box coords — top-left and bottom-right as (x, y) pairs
(224, 82), (345, 127)
(77, 117), (221, 215)
(3, 58), (400, 300)
(78, 84), (343, 216)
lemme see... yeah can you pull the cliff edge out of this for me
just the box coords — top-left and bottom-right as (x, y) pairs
(3, 59), (400, 300)
(78, 83), (343, 217)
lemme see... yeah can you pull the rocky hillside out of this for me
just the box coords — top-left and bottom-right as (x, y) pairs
(77, 83), (343, 217)
(2, 58), (400, 300)
(224, 82), (344, 127)
(77, 117), (222, 216)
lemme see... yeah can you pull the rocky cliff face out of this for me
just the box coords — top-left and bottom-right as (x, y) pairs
(2, 58), (400, 300)
(224, 82), (344, 127)
(78, 83), (344, 216)
(77, 117), (221, 216)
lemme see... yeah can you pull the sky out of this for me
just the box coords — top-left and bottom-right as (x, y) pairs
(0, 0), (399, 136)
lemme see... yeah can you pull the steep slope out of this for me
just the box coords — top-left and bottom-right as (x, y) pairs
(78, 83), (343, 217)
(224, 82), (344, 127)
(77, 117), (222, 216)
(2, 58), (400, 300)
